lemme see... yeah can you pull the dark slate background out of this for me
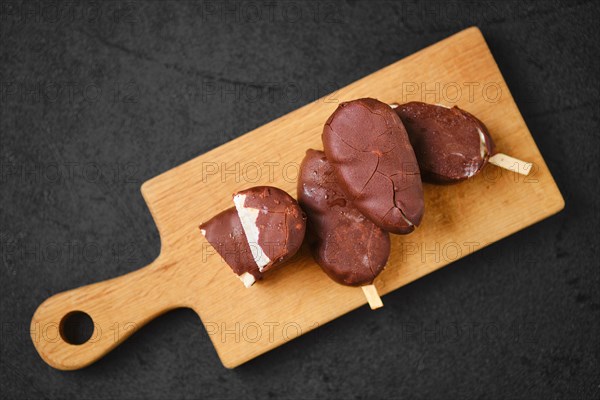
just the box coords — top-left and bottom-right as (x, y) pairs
(1, 1), (599, 399)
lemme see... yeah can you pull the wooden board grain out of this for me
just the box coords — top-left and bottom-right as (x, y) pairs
(31, 27), (564, 370)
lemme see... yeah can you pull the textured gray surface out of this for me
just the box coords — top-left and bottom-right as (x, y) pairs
(1, 1), (599, 399)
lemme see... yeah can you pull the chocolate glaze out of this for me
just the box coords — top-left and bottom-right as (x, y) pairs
(395, 102), (496, 183)
(233, 186), (306, 272)
(298, 149), (390, 286)
(322, 98), (424, 234)
(199, 207), (262, 281)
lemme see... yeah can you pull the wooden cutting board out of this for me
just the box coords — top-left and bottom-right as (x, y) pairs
(31, 27), (564, 370)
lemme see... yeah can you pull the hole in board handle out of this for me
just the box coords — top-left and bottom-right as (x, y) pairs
(59, 311), (94, 345)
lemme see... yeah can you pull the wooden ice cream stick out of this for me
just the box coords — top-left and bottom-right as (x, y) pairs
(488, 153), (532, 176)
(361, 285), (383, 310)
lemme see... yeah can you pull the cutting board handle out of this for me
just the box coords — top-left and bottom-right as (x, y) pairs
(30, 256), (179, 370)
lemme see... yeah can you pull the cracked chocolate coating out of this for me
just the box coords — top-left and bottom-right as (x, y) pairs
(322, 98), (424, 234)
(234, 186), (306, 270)
(298, 149), (390, 286)
(199, 207), (262, 281)
(395, 102), (496, 183)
